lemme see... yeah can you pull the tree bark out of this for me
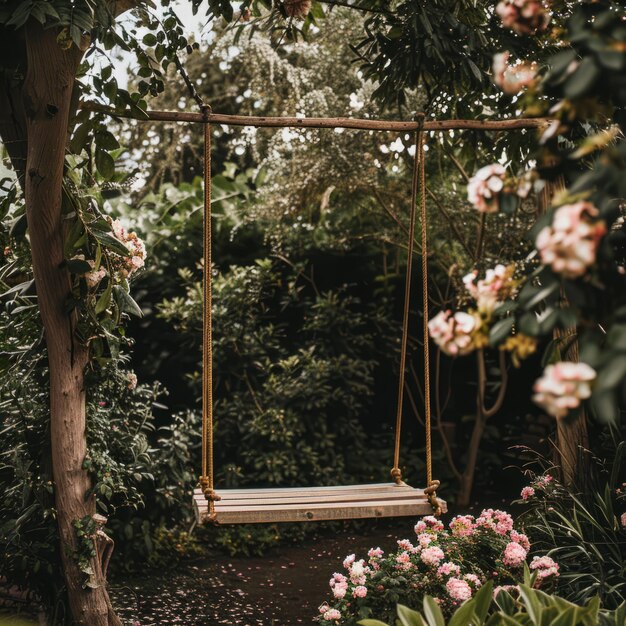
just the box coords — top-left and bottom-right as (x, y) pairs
(19, 21), (121, 625)
(538, 179), (589, 486)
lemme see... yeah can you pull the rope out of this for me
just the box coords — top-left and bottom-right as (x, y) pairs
(391, 117), (423, 485)
(199, 105), (220, 522)
(417, 131), (442, 515)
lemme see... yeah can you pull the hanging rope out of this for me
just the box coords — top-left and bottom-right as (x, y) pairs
(391, 116), (423, 485)
(199, 105), (220, 522)
(390, 116), (441, 514)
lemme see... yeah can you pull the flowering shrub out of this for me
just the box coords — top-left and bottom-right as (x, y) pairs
(316, 511), (559, 625)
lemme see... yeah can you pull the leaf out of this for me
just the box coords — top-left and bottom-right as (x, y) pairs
(358, 621), (389, 626)
(95, 281), (113, 315)
(397, 604), (426, 626)
(595, 356), (626, 391)
(447, 600), (476, 626)
(564, 56), (600, 99)
(489, 317), (515, 346)
(66, 258), (92, 274)
(422, 596), (445, 626)
(471, 581), (494, 623)
(113, 285), (143, 318)
(95, 149), (115, 180)
(92, 231), (131, 257)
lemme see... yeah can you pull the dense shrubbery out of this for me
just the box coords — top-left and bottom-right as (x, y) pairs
(316, 509), (559, 625)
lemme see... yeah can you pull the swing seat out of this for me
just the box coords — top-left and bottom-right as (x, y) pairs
(193, 482), (446, 524)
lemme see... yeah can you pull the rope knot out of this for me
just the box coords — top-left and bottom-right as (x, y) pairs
(390, 467), (403, 484)
(424, 479), (442, 516)
(201, 104), (212, 123)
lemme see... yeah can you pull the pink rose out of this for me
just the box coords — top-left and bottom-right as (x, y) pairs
(428, 310), (480, 356)
(532, 362), (596, 418)
(536, 201), (606, 279)
(467, 163), (506, 213)
(493, 52), (538, 95)
(496, 0), (550, 35)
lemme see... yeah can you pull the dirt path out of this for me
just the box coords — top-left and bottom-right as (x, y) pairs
(111, 521), (404, 626)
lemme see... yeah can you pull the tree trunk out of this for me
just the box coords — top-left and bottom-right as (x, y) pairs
(19, 21), (121, 625)
(538, 178), (589, 486)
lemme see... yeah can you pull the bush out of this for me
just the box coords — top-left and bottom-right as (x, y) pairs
(316, 510), (559, 625)
(360, 581), (626, 626)
(516, 461), (626, 608)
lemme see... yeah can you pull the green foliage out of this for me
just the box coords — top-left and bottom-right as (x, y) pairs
(360, 583), (626, 626)
(517, 453), (626, 609)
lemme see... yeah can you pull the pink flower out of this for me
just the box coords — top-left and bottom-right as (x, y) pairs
(367, 547), (384, 559)
(446, 577), (473, 602)
(502, 541), (528, 567)
(428, 310), (480, 357)
(496, 0), (550, 35)
(329, 573), (348, 599)
(532, 362), (596, 418)
(621, 512), (626, 527)
(464, 573), (482, 588)
(322, 608), (341, 621)
(111, 218), (147, 278)
(467, 163), (506, 213)
(422, 516), (444, 531)
(463, 264), (516, 314)
(397, 539), (416, 553)
(353, 585), (367, 598)
(420, 546), (445, 567)
(510, 530), (531, 551)
(343, 554), (355, 569)
(493, 52), (538, 95)
(437, 562), (461, 577)
(530, 556), (560, 581)
(521, 486), (535, 500)
(476, 509), (514, 535)
(416, 533), (435, 548)
(536, 202), (606, 279)
(348, 559), (368, 585)
(414, 520), (427, 534)
(449, 515), (475, 537)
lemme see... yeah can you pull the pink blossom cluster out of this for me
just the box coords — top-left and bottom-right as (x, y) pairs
(329, 573), (348, 599)
(467, 163), (507, 213)
(535, 201), (606, 279)
(428, 310), (479, 357)
(496, 0), (550, 35)
(112, 218), (147, 279)
(446, 577), (472, 602)
(502, 541), (528, 567)
(421, 546), (445, 567)
(532, 361), (596, 418)
(621, 512), (626, 527)
(493, 52), (538, 95)
(449, 514), (476, 537)
(463, 264), (517, 315)
(510, 530), (530, 551)
(521, 486), (535, 500)
(476, 509), (514, 535)
(320, 509), (559, 625)
(530, 556), (560, 581)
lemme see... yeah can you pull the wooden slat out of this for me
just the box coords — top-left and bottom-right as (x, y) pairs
(193, 483), (447, 525)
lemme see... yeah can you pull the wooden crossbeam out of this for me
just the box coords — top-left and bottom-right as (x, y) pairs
(79, 101), (551, 132)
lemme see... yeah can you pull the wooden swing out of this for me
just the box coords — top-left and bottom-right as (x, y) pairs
(193, 109), (446, 525)
(79, 101), (548, 526)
